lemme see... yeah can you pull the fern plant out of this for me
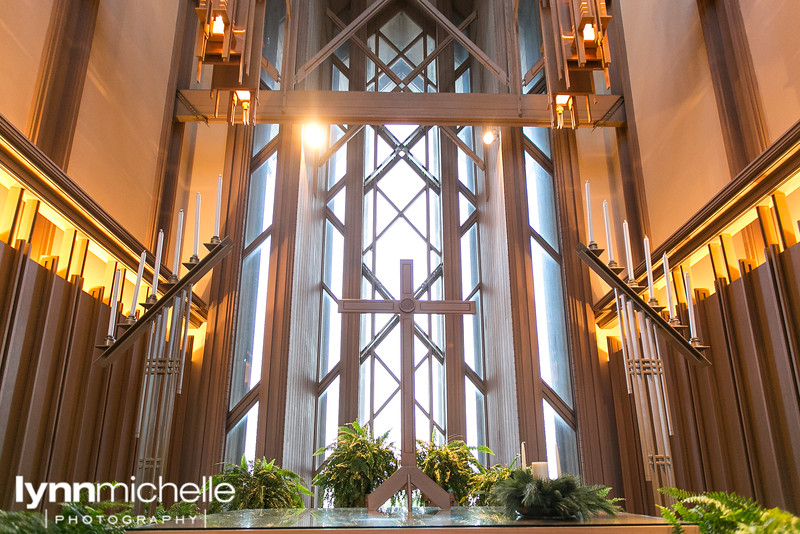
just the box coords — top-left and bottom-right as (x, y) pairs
(207, 456), (312, 513)
(658, 488), (800, 534)
(468, 458), (517, 506)
(416, 439), (493, 506)
(313, 421), (398, 507)
(491, 469), (622, 520)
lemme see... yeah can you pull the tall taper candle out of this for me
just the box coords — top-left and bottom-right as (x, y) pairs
(585, 181), (594, 244)
(152, 229), (163, 296)
(107, 269), (120, 336)
(623, 220), (634, 281)
(521, 441), (527, 468)
(644, 236), (655, 301)
(685, 272), (698, 338)
(193, 192), (201, 258)
(603, 200), (614, 262)
(663, 253), (675, 319)
(130, 251), (146, 316)
(214, 174), (222, 237)
(172, 209), (184, 275)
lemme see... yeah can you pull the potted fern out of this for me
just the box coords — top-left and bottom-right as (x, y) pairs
(207, 456), (312, 513)
(313, 421), (398, 507)
(416, 438), (493, 506)
(469, 459), (517, 506)
(491, 470), (622, 520)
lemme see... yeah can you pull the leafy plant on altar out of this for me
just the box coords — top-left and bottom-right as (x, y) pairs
(491, 469), (622, 520)
(312, 421), (398, 508)
(468, 458), (518, 506)
(416, 438), (493, 506)
(207, 456), (311, 513)
(657, 487), (800, 534)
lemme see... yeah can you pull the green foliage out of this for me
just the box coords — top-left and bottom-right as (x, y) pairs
(0, 509), (49, 534)
(491, 469), (622, 520)
(468, 459), (517, 506)
(416, 439), (493, 506)
(658, 488), (800, 534)
(312, 421), (399, 508)
(0, 499), (198, 534)
(208, 456), (311, 513)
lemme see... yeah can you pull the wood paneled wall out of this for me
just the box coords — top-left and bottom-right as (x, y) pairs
(0, 238), (194, 510)
(609, 241), (800, 514)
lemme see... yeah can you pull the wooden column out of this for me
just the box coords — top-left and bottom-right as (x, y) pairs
(500, 127), (546, 460)
(551, 128), (624, 490)
(27, 0), (99, 169)
(192, 125), (252, 479)
(603, 0), (650, 264)
(696, 0), (769, 176)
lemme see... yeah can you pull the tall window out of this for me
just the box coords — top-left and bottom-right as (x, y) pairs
(222, 0), (286, 465)
(314, 10), (487, 472)
(523, 127), (579, 477)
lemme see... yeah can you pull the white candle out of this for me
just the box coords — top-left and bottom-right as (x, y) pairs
(214, 174), (222, 237)
(644, 236), (655, 301)
(107, 269), (120, 336)
(532, 461), (549, 479)
(152, 230), (163, 296)
(603, 200), (614, 262)
(130, 251), (146, 316)
(172, 209), (184, 275)
(685, 272), (698, 338)
(623, 220), (634, 281)
(663, 253), (675, 319)
(193, 192), (201, 257)
(520, 441), (527, 468)
(585, 181), (593, 243)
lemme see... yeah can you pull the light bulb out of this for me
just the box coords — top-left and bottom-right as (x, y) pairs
(482, 129), (496, 145)
(582, 23), (596, 42)
(212, 16), (225, 35)
(304, 124), (326, 150)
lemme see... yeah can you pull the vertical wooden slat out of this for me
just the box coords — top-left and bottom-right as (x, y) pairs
(707, 242), (728, 282)
(14, 199), (40, 245)
(756, 205), (779, 248)
(772, 191), (797, 249)
(0, 187), (24, 245)
(719, 233), (740, 281)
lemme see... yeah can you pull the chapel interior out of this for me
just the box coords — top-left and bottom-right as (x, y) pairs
(0, 0), (799, 520)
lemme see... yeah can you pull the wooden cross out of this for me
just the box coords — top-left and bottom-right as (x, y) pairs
(339, 259), (476, 513)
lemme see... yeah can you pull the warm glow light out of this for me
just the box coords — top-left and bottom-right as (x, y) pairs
(234, 90), (251, 102)
(555, 94), (571, 106)
(211, 16), (225, 35)
(482, 129), (496, 145)
(304, 124), (326, 150)
(582, 23), (596, 42)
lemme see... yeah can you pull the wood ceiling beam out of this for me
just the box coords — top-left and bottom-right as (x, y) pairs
(176, 89), (624, 127)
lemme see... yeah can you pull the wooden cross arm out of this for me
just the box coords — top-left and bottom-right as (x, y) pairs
(416, 300), (476, 314)
(339, 299), (400, 313)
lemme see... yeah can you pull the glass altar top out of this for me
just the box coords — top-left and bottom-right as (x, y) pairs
(135, 507), (678, 530)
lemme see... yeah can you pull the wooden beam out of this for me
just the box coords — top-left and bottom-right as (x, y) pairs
(294, 0), (391, 84)
(412, 0), (509, 86)
(177, 89), (624, 127)
(440, 127), (484, 171)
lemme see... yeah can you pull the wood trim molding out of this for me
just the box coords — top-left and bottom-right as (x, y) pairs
(593, 117), (800, 315)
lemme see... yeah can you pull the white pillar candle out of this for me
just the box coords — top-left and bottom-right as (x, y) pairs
(531, 461), (549, 479)
(520, 441), (527, 468)
(663, 253), (675, 319)
(623, 220), (634, 281)
(214, 174), (223, 237)
(585, 181), (594, 243)
(172, 209), (184, 275)
(603, 200), (614, 262)
(685, 272), (698, 338)
(129, 251), (146, 316)
(152, 229), (163, 296)
(107, 269), (120, 336)
(193, 192), (201, 257)
(644, 236), (655, 301)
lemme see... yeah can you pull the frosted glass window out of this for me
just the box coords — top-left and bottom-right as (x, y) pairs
(229, 237), (271, 410)
(224, 402), (259, 466)
(530, 238), (573, 407)
(543, 401), (579, 478)
(245, 153), (278, 247)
